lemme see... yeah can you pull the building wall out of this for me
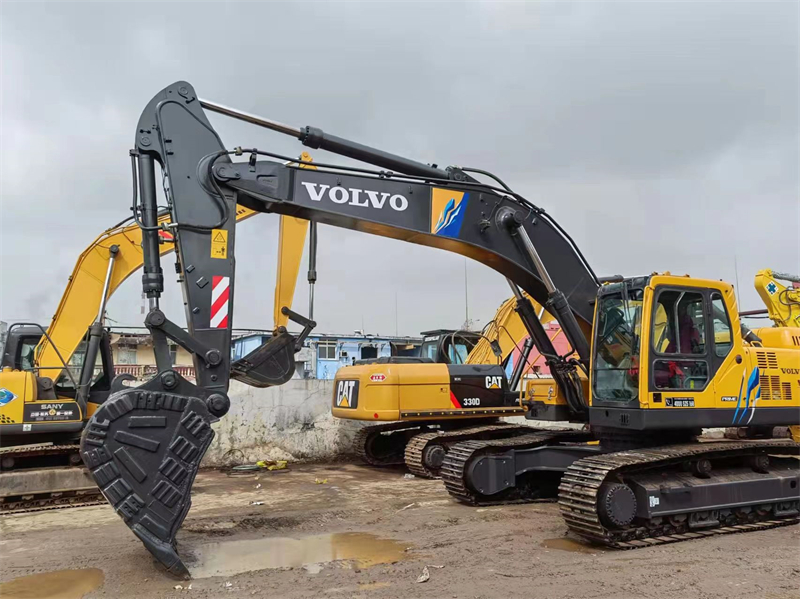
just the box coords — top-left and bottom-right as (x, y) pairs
(231, 333), (420, 380)
(111, 343), (193, 367)
(313, 338), (392, 379)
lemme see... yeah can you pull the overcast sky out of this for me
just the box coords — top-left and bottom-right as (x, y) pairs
(1, 1), (797, 337)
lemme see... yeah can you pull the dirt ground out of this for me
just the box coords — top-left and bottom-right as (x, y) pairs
(1, 462), (799, 599)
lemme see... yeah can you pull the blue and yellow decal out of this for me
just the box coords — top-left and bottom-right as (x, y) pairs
(0, 388), (17, 407)
(431, 189), (469, 238)
(732, 367), (761, 424)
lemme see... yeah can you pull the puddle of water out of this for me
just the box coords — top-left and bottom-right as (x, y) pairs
(189, 532), (410, 578)
(0, 568), (104, 599)
(541, 538), (604, 554)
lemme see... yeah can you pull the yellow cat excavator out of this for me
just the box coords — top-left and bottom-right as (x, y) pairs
(74, 82), (797, 577)
(339, 292), (563, 477)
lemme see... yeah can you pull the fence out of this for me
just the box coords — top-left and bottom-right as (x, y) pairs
(94, 365), (196, 380)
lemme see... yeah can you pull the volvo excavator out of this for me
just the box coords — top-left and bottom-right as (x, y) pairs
(0, 156), (314, 511)
(75, 81), (798, 577)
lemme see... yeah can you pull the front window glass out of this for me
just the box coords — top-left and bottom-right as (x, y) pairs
(448, 341), (470, 364)
(421, 338), (439, 361)
(593, 288), (643, 401)
(18, 339), (38, 371)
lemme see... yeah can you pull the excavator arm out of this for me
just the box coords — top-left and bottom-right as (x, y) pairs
(466, 292), (554, 366)
(755, 269), (800, 328)
(80, 81), (599, 576)
(33, 162), (314, 389)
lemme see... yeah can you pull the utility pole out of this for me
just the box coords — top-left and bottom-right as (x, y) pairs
(464, 258), (469, 329)
(395, 291), (398, 336)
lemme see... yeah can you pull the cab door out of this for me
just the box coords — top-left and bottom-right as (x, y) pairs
(708, 289), (747, 411)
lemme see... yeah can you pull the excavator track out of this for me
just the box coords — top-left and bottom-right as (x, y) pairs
(0, 443), (102, 514)
(0, 443), (83, 468)
(355, 419), (499, 468)
(558, 440), (800, 549)
(354, 422), (431, 467)
(441, 429), (592, 505)
(404, 423), (537, 479)
(2, 490), (104, 515)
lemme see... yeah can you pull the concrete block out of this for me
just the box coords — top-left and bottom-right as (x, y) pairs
(202, 379), (365, 467)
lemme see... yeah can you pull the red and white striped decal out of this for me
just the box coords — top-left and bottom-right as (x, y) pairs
(210, 276), (230, 329)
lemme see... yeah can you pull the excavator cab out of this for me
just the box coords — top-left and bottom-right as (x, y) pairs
(419, 330), (481, 364)
(590, 274), (800, 433)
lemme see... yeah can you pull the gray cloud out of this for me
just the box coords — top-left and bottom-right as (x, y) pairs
(1, 1), (797, 337)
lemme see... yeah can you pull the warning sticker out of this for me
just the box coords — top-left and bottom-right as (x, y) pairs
(211, 229), (228, 259)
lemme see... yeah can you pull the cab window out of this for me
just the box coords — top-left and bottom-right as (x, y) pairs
(653, 290), (705, 355)
(448, 340), (470, 364)
(711, 293), (732, 357)
(18, 338), (38, 370)
(651, 289), (709, 391)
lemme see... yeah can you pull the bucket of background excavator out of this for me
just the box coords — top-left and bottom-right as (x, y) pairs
(230, 330), (296, 388)
(80, 371), (217, 578)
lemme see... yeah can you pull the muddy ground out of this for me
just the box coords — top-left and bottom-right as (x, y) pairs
(1, 462), (799, 599)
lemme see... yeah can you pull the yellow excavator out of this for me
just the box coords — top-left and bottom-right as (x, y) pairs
(0, 155), (314, 510)
(341, 292), (564, 477)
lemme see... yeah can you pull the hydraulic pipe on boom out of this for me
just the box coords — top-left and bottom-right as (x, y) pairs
(75, 244), (119, 414)
(199, 98), (450, 180)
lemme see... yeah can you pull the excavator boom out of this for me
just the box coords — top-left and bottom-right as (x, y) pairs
(78, 81), (599, 576)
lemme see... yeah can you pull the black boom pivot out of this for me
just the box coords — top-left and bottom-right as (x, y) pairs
(80, 81), (599, 575)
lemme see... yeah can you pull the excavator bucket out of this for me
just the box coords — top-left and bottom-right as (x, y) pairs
(231, 330), (297, 387)
(81, 372), (216, 578)
(231, 307), (316, 388)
